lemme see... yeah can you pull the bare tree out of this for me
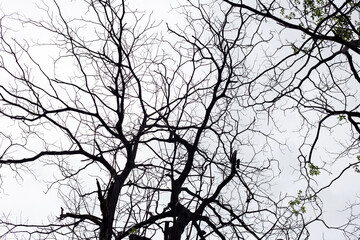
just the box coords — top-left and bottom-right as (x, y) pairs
(0, 0), (359, 240)
(222, 0), (360, 238)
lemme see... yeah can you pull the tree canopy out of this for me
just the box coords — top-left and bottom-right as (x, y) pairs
(0, 0), (359, 239)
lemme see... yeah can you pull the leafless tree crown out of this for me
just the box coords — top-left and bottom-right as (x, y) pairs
(0, 0), (359, 239)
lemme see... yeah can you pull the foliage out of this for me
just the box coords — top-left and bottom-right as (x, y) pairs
(338, 114), (347, 121)
(308, 163), (320, 176)
(353, 151), (360, 173)
(289, 190), (307, 215)
(281, 0), (360, 40)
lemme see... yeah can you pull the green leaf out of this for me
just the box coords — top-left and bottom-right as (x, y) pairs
(301, 206), (306, 213)
(338, 114), (347, 121)
(130, 227), (138, 234)
(308, 163), (320, 176)
(291, 44), (299, 54)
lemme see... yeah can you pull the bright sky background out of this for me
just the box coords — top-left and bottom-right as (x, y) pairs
(0, 0), (175, 226)
(0, 1), (359, 240)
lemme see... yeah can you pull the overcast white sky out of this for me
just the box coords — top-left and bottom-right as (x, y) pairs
(0, 1), (359, 240)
